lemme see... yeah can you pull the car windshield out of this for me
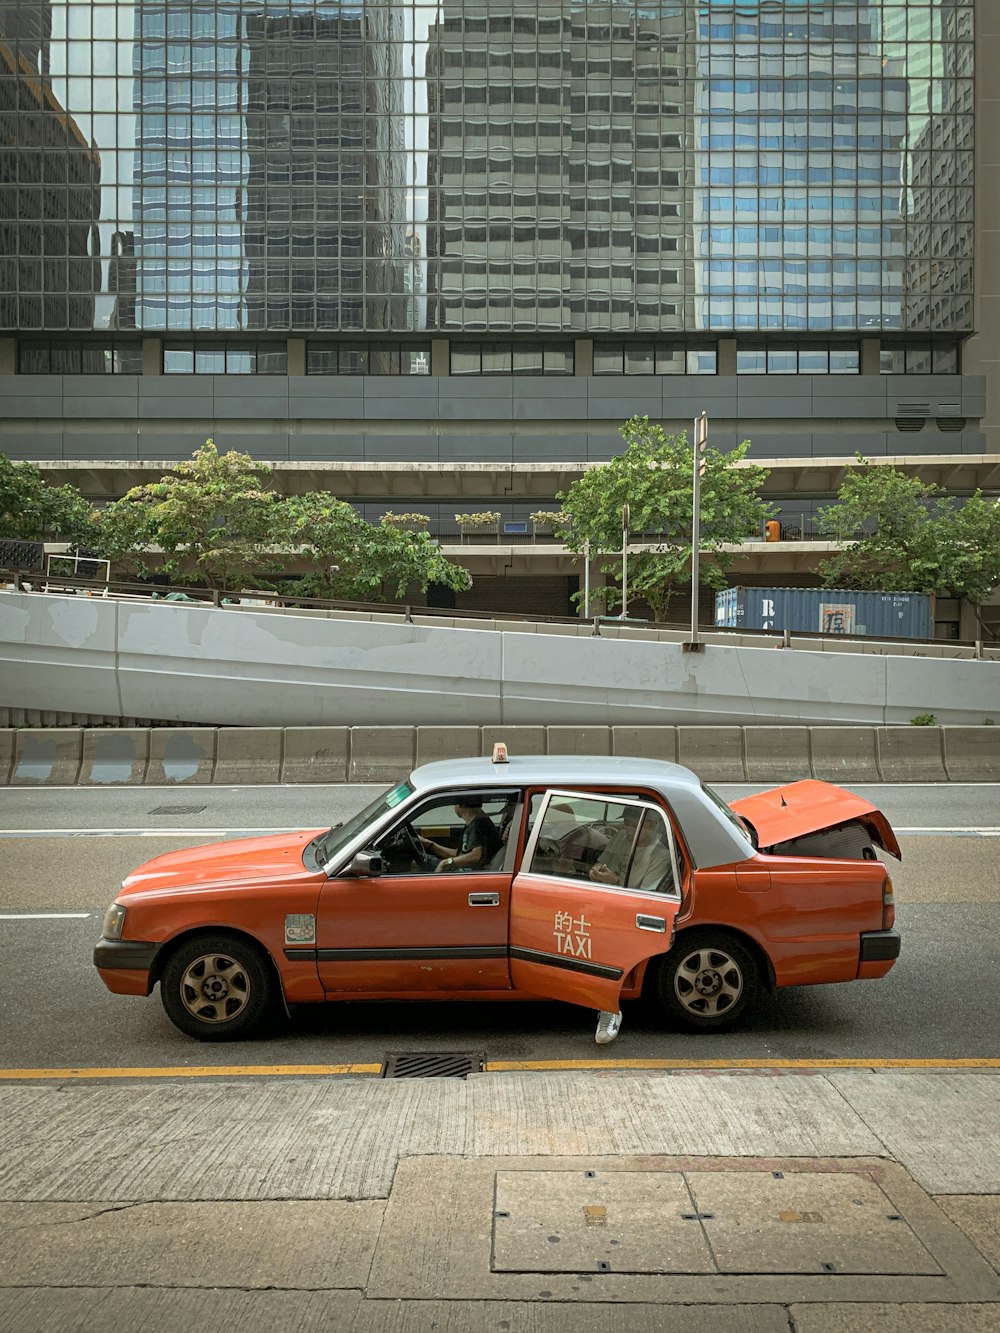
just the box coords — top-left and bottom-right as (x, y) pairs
(316, 780), (413, 866)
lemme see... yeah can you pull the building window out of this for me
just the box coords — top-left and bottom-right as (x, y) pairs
(450, 342), (574, 375)
(736, 345), (859, 374)
(881, 344), (960, 375)
(593, 343), (717, 374)
(163, 342), (288, 374)
(17, 342), (143, 374)
(306, 343), (430, 375)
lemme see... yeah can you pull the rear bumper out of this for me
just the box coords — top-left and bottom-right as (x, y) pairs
(94, 938), (157, 995)
(859, 929), (901, 964)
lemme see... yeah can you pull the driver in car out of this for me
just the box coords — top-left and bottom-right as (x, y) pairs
(419, 797), (502, 872)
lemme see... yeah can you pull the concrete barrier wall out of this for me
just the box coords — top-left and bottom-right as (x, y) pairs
(3, 590), (998, 730)
(942, 727), (1000, 782)
(2, 725), (997, 785)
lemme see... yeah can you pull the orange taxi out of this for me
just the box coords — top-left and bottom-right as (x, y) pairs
(94, 753), (900, 1041)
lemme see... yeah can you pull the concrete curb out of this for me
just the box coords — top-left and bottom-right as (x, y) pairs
(1, 725), (997, 785)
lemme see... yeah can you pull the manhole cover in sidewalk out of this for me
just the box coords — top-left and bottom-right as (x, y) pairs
(492, 1169), (943, 1277)
(689, 1170), (943, 1276)
(492, 1170), (716, 1274)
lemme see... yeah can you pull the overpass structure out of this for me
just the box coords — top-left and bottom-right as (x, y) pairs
(1, 589), (996, 730)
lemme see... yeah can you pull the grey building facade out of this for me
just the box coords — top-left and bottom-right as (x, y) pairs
(0, 0), (996, 633)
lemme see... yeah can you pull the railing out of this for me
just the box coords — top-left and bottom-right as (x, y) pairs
(2, 565), (992, 654)
(44, 552), (111, 591)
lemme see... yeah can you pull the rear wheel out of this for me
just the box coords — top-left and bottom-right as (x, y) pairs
(655, 930), (760, 1031)
(160, 933), (274, 1041)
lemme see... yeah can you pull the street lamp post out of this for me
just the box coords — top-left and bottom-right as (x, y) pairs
(621, 503), (630, 620)
(689, 412), (708, 649)
(582, 536), (590, 618)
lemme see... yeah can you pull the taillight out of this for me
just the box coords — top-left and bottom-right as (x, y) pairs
(882, 874), (895, 930)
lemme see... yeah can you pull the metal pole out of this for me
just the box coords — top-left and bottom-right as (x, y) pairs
(621, 504), (629, 620)
(691, 412), (707, 646)
(582, 537), (591, 619)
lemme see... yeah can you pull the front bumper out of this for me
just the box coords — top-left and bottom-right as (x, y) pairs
(94, 938), (158, 995)
(94, 938), (158, 971)
(859, 928), (901, 963)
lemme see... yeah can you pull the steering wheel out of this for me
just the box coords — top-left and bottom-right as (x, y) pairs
(382, 822), (426, 860)
(401, 823), (426, 858)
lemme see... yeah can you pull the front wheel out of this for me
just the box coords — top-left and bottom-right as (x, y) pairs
(160, 933), (275, 1041)
(654, 930), (760, 1031)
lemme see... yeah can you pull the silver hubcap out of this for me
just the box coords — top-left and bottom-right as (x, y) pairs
(674, 946), (743, 1017)
(179, 952), (251, 1024)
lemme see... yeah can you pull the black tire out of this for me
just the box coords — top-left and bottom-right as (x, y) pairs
(160, 933), (274, 1042)
(654, 929), (760, 1032)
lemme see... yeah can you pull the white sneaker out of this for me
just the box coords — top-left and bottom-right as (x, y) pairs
(595, 1010), (622, 1045)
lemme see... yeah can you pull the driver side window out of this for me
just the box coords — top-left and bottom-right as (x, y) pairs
(374, 792), (512, 876)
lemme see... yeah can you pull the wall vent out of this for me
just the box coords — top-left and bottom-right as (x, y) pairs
(895, 402), (931, 416)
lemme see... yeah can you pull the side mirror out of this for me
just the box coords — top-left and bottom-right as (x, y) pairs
(341, 850), (383, 879)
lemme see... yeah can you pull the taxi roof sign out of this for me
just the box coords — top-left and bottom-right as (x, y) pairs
(491, 742), (509, 764)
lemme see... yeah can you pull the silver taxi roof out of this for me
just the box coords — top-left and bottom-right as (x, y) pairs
(409, 754), (754, 870)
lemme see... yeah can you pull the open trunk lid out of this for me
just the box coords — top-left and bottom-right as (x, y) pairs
(730, 779), (901, 861)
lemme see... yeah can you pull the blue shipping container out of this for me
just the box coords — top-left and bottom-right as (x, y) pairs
(715, 586), (934, 640)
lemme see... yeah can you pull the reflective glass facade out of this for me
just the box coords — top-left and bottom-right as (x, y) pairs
(0, 1), (975, 339)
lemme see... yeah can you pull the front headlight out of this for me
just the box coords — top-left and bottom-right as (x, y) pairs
(102, 903), (126, 940)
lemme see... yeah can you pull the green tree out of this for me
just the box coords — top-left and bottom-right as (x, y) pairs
(922, 492), (1000, 606)
(817, 457), (937, 592)
(556, 416), (771, 622)
(93, 440), (280, 589)
(93, 440), (473, 601)
(280, 494), (471, 602)
(817, 457), (1000, 605)
(0, 454), (97, 545)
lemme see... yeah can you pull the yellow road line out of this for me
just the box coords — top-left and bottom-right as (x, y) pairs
(0, 1057), (999, 1080)
(485, 1057), (1000, 1071)
(0, 1064), (383, 1080)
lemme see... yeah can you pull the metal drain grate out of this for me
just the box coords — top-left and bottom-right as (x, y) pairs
(148, 804), (208, 816)
(381, 1051), (484, 1080)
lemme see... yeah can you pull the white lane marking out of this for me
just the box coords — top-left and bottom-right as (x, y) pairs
(0, 828), (304, 837)
(0, 912), (92, 919)
(1, 826), (999, 839)
(4, 782), (996, 792)
(895, 827), (1000, 836)
(0, 784), (387, 792)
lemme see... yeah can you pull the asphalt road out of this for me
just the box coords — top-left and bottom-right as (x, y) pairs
(1, 783), (997, 1070)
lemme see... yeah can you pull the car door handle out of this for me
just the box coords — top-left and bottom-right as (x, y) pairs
(636, 914), (666, 932)
(469, 892), (500, 907)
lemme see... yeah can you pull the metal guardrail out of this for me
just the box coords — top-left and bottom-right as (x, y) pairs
(2, 565), (994, 656)
(0, 566), (584, 626)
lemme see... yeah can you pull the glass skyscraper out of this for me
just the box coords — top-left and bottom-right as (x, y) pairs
(0, 0), (976, 348)
(0, 0), (992, 634)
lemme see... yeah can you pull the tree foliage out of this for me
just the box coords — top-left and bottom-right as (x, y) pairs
(280, 493), (471, 601)
(0, 454), (98, 545)
(556, 416), (772, 621)
(92, 439), (472, 599)
(93, 440), (280, 589)
(817, 456), (1000, 605)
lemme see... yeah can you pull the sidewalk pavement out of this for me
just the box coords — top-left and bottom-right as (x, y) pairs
(0, 1067), (998, 1332)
